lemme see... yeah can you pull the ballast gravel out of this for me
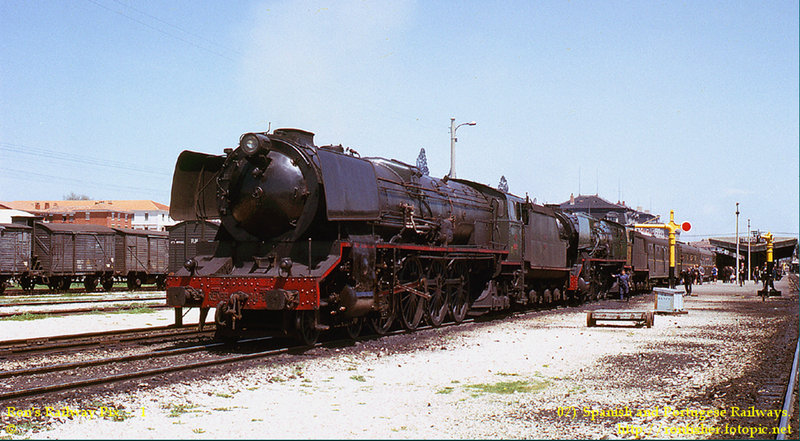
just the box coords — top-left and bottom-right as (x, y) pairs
(1, 279), (797, 439)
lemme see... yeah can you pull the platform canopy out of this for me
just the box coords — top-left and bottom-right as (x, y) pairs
(708, 236), (798, 268)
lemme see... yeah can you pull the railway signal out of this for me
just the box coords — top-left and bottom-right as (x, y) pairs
(634, 210), (691, 289)
(758, 231), (781, 298)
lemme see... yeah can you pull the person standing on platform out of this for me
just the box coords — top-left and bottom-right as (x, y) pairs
(680, 267), (693, 295)
(739, 263), (746, 286)
(698, 265), (705, 285)
(711, 266), (718, 283)
(614, 269), (631, 301)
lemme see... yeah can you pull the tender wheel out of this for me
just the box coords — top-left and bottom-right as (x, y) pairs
(397, 257), (424, 331)
(449, 263), (469, 324)
(102, 277), (115, 292)
(424, 260), (448, 328)
(83, 277), (98, 292)
(295, 310), (320, 346)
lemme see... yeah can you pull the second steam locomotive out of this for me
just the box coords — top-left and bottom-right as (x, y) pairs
(166, 128), (712, 343)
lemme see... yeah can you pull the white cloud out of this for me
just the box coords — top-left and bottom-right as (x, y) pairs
(237, 0), (415, 128)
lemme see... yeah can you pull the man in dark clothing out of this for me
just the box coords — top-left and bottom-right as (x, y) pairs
(615, 268), (631, 301)
(680, 267), (693, 295)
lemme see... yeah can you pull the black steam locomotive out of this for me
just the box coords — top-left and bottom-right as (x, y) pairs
(166, 128), (712, 344)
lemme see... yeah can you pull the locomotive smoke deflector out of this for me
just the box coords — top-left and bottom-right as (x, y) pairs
(170, 150), (225, 221)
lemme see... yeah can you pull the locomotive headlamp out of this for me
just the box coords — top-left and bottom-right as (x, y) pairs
(240, 134), (261, 156)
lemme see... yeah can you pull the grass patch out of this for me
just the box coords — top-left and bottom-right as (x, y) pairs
(465, 379), (550, 395)
(167, 403), (199, 418)
(192, 428), (205, 434)
(215, 392), (234, 398)
(99, 306), (158, 315)
(0, 312), (53, 321)
(349, 375), (366, 382)
(106, 409), (133, 422)
(436, 386), (455, 394)
(568, 385), (587, 394)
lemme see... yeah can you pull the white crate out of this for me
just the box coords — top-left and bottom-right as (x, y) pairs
(654, 288), (684, 312)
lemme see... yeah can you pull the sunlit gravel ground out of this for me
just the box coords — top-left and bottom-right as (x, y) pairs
(1, 278), (796, 439)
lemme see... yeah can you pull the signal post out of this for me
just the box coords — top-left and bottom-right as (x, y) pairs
(635, 210), (691, 289)
(757, 231), (781, 298)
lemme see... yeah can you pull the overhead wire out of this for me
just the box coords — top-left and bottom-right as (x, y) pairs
(0, 167), (164, 194)
(108, 0), (243, 57)
(84, 0), (237, 62)
(0, 142), (171, 177)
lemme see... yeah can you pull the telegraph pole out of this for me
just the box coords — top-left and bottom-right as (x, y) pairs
(747, 218), (751, 283)
(735, 203), (740, 285)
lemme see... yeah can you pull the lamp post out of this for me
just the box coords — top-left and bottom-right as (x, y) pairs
(448, 117), (476, 179)
(747, 218), (751, 283)
(735, 202), (740, 285)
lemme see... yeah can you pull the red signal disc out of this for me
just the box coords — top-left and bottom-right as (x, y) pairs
(681, 222), (691, 232)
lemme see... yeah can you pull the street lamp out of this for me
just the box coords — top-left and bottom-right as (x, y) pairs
(448, 117), (476, 179)
(747, 218), (751, 283)
(735, 202), (740, 285)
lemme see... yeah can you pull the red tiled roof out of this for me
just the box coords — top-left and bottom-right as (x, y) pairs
(1, 200), (169, 213)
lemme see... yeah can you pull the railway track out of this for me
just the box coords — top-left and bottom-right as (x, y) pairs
(0, 285), (163, 296)
(0, 295), (164, 308)
(0, 308), (508, 403)
(0, 304), (170, 319)
(777, 335), (799, 440)
(0, 323), (211, 356)
(0, 292), (654, 405)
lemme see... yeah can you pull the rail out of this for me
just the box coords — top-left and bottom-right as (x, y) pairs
(777, 335), (799, 440)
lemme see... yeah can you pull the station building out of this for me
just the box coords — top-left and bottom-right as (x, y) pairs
(556, 193), (670, 239)
(0, 200), (176, 231)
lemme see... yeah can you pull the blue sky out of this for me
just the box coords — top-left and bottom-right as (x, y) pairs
(1, 0), (797, 239)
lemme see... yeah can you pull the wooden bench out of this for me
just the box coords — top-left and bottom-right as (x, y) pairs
(586, 310), (654, 328)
